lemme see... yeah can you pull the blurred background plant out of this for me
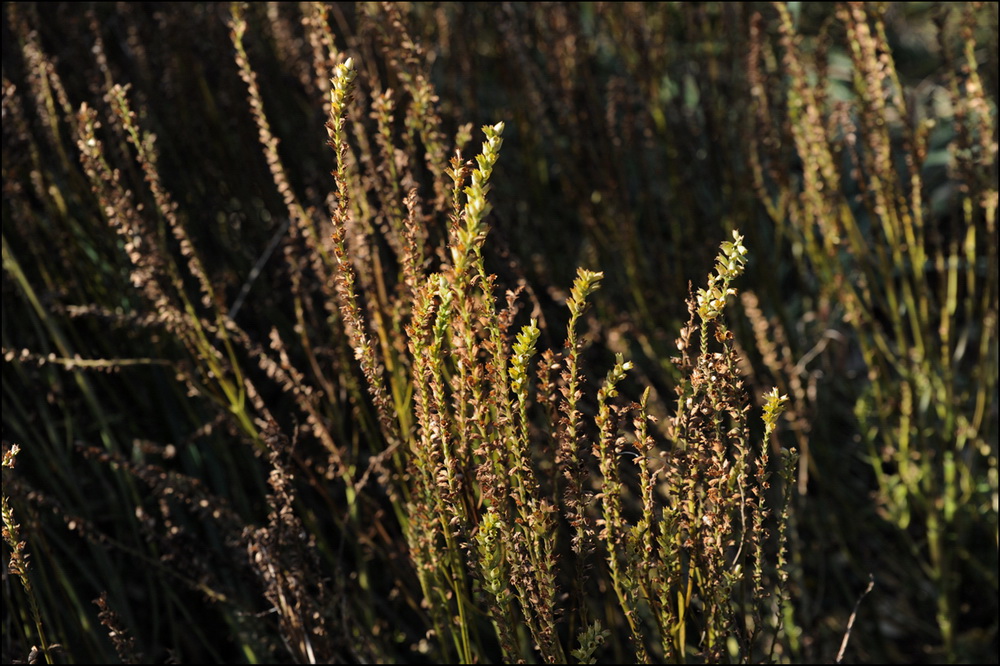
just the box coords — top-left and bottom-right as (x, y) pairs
(2, 2), (996, 664)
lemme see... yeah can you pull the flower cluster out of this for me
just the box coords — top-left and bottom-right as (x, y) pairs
(696, 230), (748, 322)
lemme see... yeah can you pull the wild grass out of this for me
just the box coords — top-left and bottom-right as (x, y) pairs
(2, 2), (996, 664)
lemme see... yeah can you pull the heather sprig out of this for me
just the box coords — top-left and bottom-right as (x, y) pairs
(696, 229), (748, 354)
(584, 233), (797, 663)
(559, 267), (605, 546)
(594, 355), (649, 663)
(3, 445), (54, 665)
